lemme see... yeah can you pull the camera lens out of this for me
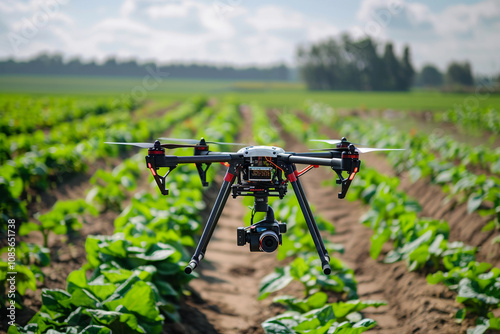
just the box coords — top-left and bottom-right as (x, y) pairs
(259, 231), (279, 253)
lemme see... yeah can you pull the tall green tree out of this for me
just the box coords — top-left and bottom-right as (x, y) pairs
(420, 64), (443, 87)
(382, 43), (401, 90)
(446, 61), (474, 86)
(297, 35), (414, 91)
(399, 46), (415, 90)
(343, 36), (384, 90)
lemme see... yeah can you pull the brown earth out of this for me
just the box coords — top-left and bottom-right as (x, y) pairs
(171, 108), (495, 334)
(4, 105), (498, 334)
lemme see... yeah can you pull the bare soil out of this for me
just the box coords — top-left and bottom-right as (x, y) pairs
(171, 108), (487, 334)
(4, 105), (498, 334)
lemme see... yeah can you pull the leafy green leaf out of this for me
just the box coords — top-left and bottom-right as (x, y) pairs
(468, 193), (485, 214)
(258, 266), (293, 300)
(370, 228), (390, 259)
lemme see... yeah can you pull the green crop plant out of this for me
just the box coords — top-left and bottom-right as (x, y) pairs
(303, 101), (500, 241)
(19, 199), (98, 247)
(1, 261), (38, 311)
(259, 256), (358, 301)
(244, 102), (382, 332)
(0, 163), (27, 231)
(11, 98), (243, 333)
(262, 304), (380, 334)
(86, 159), (142, 212)
(262, 292), (385, 334)
(435, 106), (500, 135)
(10, 266), (164, 334)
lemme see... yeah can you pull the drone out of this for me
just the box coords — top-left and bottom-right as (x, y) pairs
(106, 137), (402, 275)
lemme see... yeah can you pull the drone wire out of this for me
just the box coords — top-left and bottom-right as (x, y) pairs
(250, 207), (255, 225)
(296, 165), (318, 178)
(265, 157), (284, 173)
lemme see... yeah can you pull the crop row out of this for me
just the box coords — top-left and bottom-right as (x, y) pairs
(302, 103), (500, 333)
(249, 104), (384, 333)
(435, 105), (500, 135)
(0, 97), (203, 234)
(0, 95), (138, 136)
(9, 98), (243, 333)
(346, 167), (500, 332)
(1, 97), (207, 321)
(306, 102), (500, 240)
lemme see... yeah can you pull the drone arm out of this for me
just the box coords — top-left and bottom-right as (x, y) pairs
(289, 151), (342, 159)
(282, 152), (361, 199)
(280, 154), (342, 169)
(152, 154), (234, 166)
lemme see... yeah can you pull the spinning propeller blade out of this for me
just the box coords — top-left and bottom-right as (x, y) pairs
(104, 142), (154, 148)
(310, 139), (365, 146)
(159, 137), (247, 146)
(104, 141), (197, 149)
(309, 138), (404, 153)
(310, 147), (404, 153)
(356, 147), (405, 153)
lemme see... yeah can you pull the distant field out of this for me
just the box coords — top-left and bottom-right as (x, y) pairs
(1, 75), (499, 111)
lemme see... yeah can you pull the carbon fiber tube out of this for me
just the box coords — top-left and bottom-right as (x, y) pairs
(185, 260), (197, 274)
(322, 262), (332, 275)
(281, 155), (342, 169)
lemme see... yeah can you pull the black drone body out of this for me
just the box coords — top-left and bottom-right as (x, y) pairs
(106, 137), (402, 275)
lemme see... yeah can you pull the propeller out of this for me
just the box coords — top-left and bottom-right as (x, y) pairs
(310, 139), (365, 146)
(159, 137), (247, 146)
(309, 138), (404, 154)
(105, 141), (198, 149)
(356, 147), (405, 153)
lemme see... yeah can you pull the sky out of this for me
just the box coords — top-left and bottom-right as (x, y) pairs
(0, 0), (499, 75)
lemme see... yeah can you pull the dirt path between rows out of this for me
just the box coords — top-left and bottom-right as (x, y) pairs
(175, 108), (471, 334)
(178, 105), (284, 334)
(269, 111), (466, 334)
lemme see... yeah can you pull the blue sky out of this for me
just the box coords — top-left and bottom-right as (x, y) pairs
(1, 0), (499, 74)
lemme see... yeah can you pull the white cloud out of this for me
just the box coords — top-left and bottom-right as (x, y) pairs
(432, 0), (500, 36)
(355, 0), (500, 73)
(120, 0), (136, 18)
(59, 2), (340, 65)
(246, 5), (305, 32)
(0, 0), (73, 56)
(357, 0), (405, 22)
(0, 0), (498, 74)
(146, 2), (192, 19)
(306, 21), (340, 41)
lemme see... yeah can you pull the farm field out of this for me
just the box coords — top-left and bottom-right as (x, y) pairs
(2, 75), (500, 111)
(1, 79), (500, 334)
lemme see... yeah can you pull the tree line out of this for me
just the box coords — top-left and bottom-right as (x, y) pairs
(414, 62), (474, 88)
(0, 54), (290, 81)
(0, 38), (493, 90)
(296, 35), (414, 91)
(296, 34), (490, 91)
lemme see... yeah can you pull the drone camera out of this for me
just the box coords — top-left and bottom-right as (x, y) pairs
(237, 207), (286, 253)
